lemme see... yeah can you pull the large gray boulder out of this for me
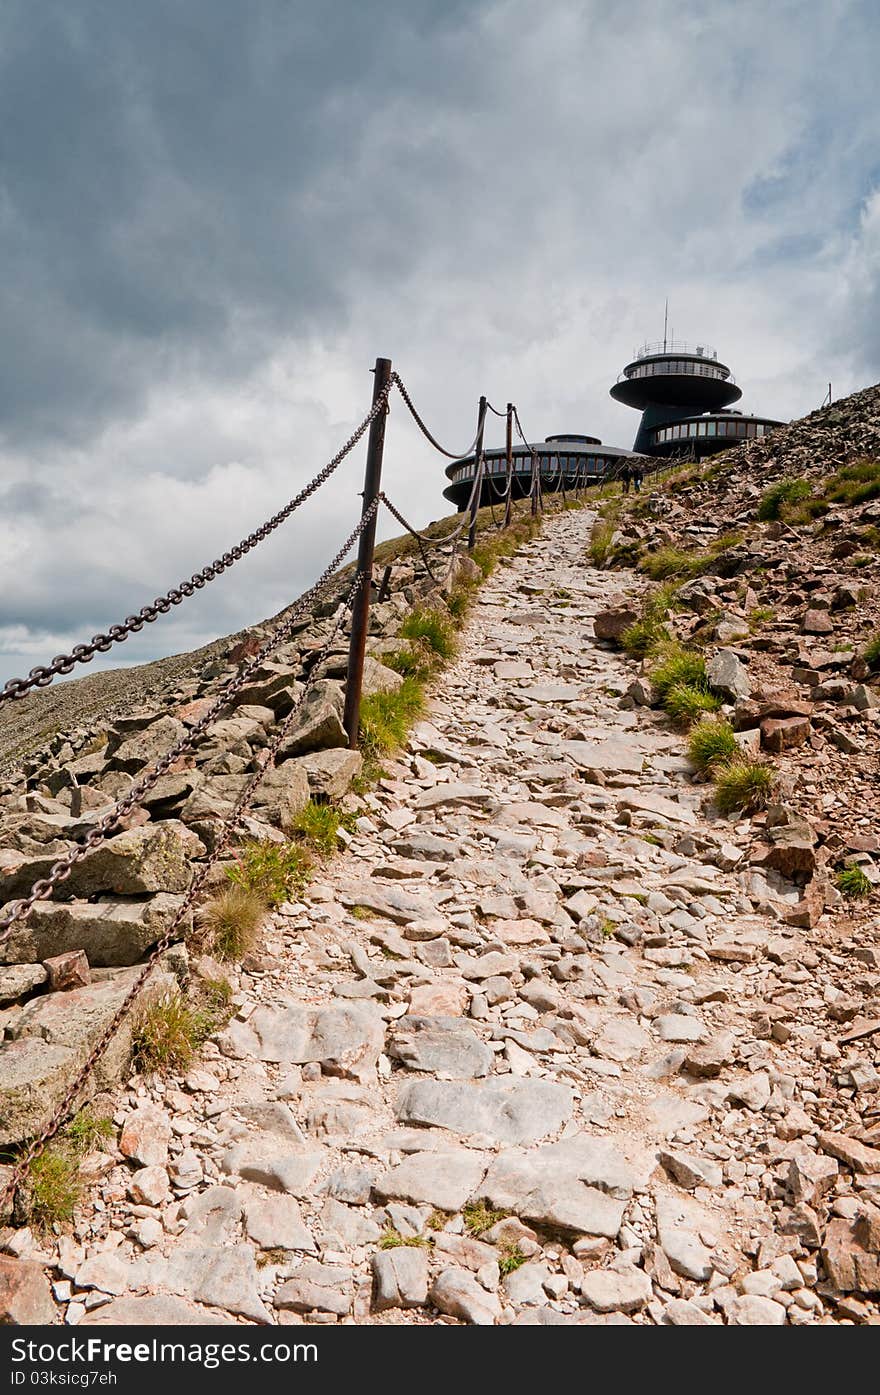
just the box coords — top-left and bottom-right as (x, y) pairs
(707, 648), (751, 700)
(276, 681), (347, 757)
(292, 748), (363, 801)
(108, 716), (187, 773)
(64, 822), (205, 897)
(1, 892), (190, 967)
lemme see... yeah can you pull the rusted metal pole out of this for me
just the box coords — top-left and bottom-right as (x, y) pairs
(467, 395), (487, 551)
(504, 403), (513, 529)
(344, 356), (392, 749)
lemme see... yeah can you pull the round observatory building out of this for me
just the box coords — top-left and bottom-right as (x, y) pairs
(442, 432), (644, 511)
(610, 340), (783, 458)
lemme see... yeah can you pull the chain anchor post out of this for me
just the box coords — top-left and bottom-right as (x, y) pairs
(467, 395), (487, 551)
(504, 403), (514, 529)
(344, 357), (392, 748)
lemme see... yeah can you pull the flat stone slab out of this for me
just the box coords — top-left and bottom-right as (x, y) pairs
(411, 782), (497, 811)
(81, 1296), (229, 1325)
(248, 1000), (384, 1080)
(375, 1149), (489, 1212)
(338, 881), (439, 924)
(221, 1137), (325, 1196)
(479, 1150), (626, 1238)
(519, 684), (581, 703)
(561, 740), (644, 774)
(388, 1016), (494, 1079)
(396, 1078), (573, 1145)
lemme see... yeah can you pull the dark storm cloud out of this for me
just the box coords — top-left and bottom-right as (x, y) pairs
(0, 0), (478, 447)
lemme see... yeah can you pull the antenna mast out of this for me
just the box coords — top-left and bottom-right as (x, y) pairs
(663, 299), (668, 353)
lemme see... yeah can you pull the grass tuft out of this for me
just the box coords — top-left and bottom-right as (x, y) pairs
(588, 519), (617, 566)
(836, 865), (873, 899)
(400, 607), (457, 663)
(863, 633), (880, 670)
(131, 984), (232, 1076)
(462, 1200), (511, 1236)
(359, 676), (425, 757)
(226, 838), (313, 906)
(290, 799), (356, 857)
(663, 682), (722, 728)
(497, 1243), (527, 1277)
(757, 477), (812, 521)
(198, 884), (267, 961)
(379, 1227), (431, 1250)
(713, 758), (776, 814)
(649, 647), (709, 705)
(687, 717), (739, 774)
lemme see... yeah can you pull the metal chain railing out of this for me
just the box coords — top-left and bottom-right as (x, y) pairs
(0, 384), (395, 707)
(0, 566), (367, 1219)
(0, 501), (380, 948)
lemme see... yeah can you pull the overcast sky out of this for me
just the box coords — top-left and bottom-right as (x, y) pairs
(1, 0), (879, 685)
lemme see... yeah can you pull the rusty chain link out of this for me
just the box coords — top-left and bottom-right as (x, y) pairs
(0, 566), (367, 1219)
(0, 501), (380, 948)
(0, 384), (394, 707)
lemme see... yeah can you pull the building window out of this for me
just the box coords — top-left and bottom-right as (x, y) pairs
(707, 421), (716, 436)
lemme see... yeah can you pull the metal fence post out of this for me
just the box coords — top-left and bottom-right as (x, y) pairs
(344, 356), (392, 749)
(504, 403), (513, 529)
(467, 395), (487, 551)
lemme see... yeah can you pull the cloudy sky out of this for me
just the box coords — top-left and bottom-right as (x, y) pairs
(1, 0), (879, 685)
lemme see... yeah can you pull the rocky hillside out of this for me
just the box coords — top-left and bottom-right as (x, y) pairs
(596, 379), (880, 931)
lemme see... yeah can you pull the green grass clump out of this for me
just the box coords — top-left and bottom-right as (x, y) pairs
(713, 758), (776, 814)
(588, 519), (616, 566)
(823, 459), (880, 507)
(198, 884), (267, 961)
(836, 865), (873, 899)
(649, 647), (709, 705)
(447, 588), (471, 621)
(863, 634), (880, 670)
(663, 683), (722, 728)
(359, 676), (425, 757)
(688, 718), (739, 773)
(620, 618), (669, 659)
(227, 838), (313, 906)
(379, 1227), (431, 1250)
(26, 1150), (82, 1229)
(757, 477), (812, 521)
(497, 1243), (527, 1277)
(748, 606), (776, 629)
(63, 1108), (114, 1155)
(22, 1108), (115, 1230)
(290, 799), (356, 857)
(639, 546), (702, 581)
(132, 986), (231, 1076)
(400, 607), (457, 663)
(463, 1201), (511, 1236)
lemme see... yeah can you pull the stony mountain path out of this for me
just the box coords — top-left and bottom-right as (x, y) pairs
(34, 507), (872, 1326)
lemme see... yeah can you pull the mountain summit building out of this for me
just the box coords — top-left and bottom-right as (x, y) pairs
(610, 339), (784, 460)
(442, 335), (784, 510)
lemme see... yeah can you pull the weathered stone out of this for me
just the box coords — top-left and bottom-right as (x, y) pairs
(81, 1295), (227, 1324)
(375, 1150), (488, 1212)
(561, 740), (644, 774)
(707, 649), (751, 700)
(388, 1016), (493, 1079)
(276, 680), (347, 757)
(43, 949), (90, 991)
(412, 783), (497, 811)
(292, 748), (363, 801)
(250, 761), (310, 830)
(339, 880), (437, 924)
(220, 1137), (324, 1195)
(64, 821), (204, 897)
(0, 963), (47, 1004)
(580, 1266), (652, 1313)
(249, 1000), (384, 1081)
(372, 1248), (429, 1312)
(396, 1077), (572, 1145)
(660, 1149), (723, 1190)
(244, 1194), (316, 1252)
(430, 1267), (501, 1325)
(761, 715), (810, 753)
(479, 1137), (641, 1237)
(109, 716), (186, 772)
(156, 1245), (272, 1323)
(0, 1256), (56, 1324)
(2, 893), (189, 968)
(593, 604), (639, 643)
(819, 1130), (880, 1175)
(119, 1104), (172, 1168)
(654, 1193), (714, 1281)
(275, 1262), (352, 1316)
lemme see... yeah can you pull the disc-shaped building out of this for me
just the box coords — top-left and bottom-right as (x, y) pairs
(442, 334), (784, 511)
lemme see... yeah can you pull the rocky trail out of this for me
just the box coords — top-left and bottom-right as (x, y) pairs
(4, 504), (880, 1328)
